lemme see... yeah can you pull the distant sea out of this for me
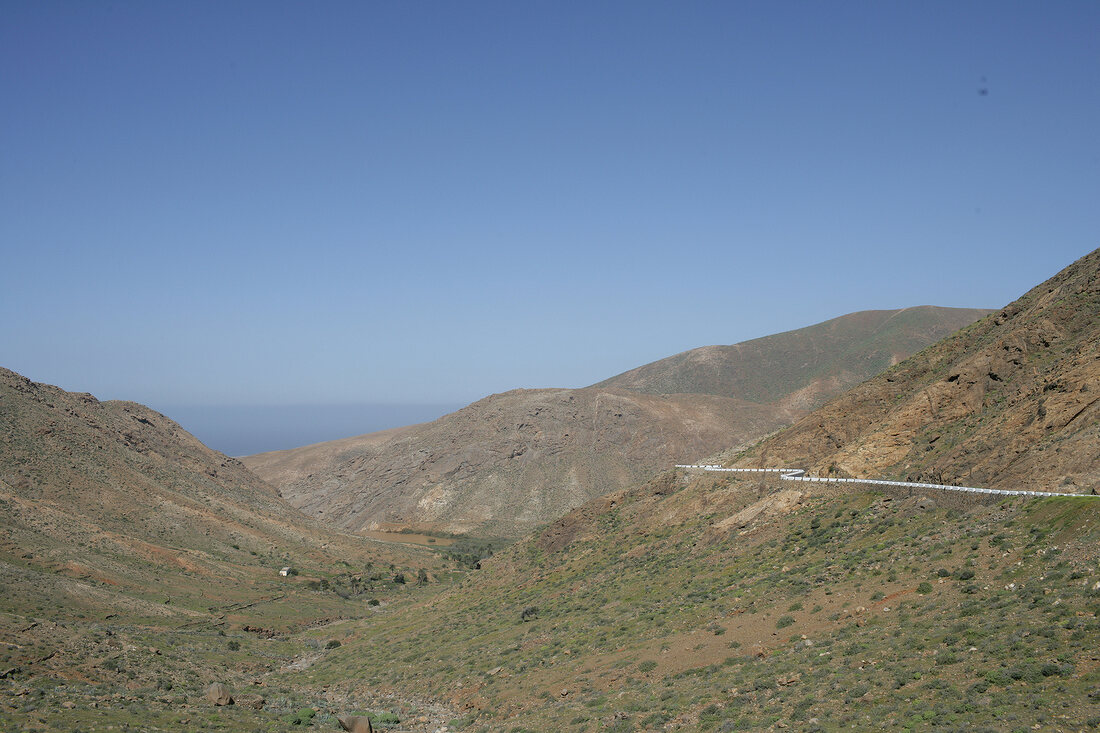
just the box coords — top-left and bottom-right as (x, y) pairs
(156, 403), (464, 457)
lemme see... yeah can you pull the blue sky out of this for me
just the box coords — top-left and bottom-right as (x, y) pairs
(3, 1), (1098, 421)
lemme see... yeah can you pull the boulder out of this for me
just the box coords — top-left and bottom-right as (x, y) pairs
(337, 715), (374, 733)
(204, 682), (233, 706)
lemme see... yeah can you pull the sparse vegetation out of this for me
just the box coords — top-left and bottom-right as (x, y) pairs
(2, 251), (1098, 731)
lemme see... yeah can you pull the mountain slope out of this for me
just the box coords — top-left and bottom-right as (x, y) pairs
(728, 248), (1100, 494)
(0, 367), (429, 620)
(246, 307), (989, 538)
(595, 305), (991, 409)
(245, 388), (784, 538)
(300, 471), (1100, 731)
(0, 367), (483, 732)
(288, 253), (1100, 731)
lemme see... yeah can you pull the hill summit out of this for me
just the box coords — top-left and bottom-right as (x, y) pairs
(596, 305), (991, 409)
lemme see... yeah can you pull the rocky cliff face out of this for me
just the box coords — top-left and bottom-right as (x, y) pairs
(731, 249), (1100, 494)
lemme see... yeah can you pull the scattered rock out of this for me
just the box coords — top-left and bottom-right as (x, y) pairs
(337, 714), (374, 733)
(204, 682), (233, 706)
(235, 693), (264, 710)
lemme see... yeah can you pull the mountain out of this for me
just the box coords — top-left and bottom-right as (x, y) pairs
(0, 366), (434, 622)
(595, 305), (991, 409)
(728, 248), (1100, 494)
(5, 256), (1096, 732)
(0, 367), (473, 731)
(244, 388), (785, 538)
(246, 307), (990, 538)
(290, 251), (1100, 731)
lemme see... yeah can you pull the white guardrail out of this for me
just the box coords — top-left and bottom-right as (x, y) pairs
(674, 465), (1099, 499)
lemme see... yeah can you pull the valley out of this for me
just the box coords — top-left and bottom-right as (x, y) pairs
(244, 307), (989, 539)
(1, 251), (1098, 731)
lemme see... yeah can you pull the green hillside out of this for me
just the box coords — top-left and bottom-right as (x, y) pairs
(595, 306), (991, 406)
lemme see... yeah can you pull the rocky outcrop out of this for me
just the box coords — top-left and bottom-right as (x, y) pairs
(734, 248), (1100, 495)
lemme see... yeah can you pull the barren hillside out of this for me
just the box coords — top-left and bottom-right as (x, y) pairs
(0, 367), (427, 620)
(245, 388), (782, 537)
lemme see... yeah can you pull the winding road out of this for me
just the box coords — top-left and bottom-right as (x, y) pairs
(674, 465), (1098, 499)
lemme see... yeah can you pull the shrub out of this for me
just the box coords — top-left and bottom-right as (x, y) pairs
(326, 640), (341, 649)
(639, 660), (657, 673)
(776, 616), (795, 629)
(226, 641), (240, 651)
(642, 712), (670, 727)
(283, 708), (317, 726)
(917, 582), (933, 594)
(370, 712), (401, 726)
(367, 599), (380, 606)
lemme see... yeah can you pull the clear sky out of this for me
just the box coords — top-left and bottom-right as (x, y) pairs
(3, 1), (1098, 419)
